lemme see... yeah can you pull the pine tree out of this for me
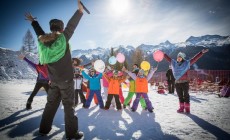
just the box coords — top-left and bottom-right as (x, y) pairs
(21, 29), (37, 53)
(131, 48), (144, 67)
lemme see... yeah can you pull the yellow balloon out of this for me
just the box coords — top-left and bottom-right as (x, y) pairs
(122, 83), (127, 88)
(141, 61), (150, 71)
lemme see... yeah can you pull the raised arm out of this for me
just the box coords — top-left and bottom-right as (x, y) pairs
(122, 66), (137, 80)
(164, 53), (172, 63)
(18, 54), (36, 69)
(103, 73), (111, 82)
(25, 12), (45, 36)
(63, 0), (83, 42)
(97, 73), (103, 79)
(82, 71), (90, 80)
(147, 67), (157, 81)
(190, 49), (208, 65)
(126, 71), (137, 80)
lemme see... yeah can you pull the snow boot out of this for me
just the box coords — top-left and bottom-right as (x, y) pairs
(177, 102), (184, 113)
(66, 131), (84, 140)
(131, 108), (136, 112)
(184, 103), (190, 114)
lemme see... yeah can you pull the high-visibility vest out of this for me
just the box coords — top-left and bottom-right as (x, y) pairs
(108, 79), (120, 94)
(135, 77), (148, 93)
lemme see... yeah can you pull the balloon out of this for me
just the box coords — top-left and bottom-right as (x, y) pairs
(108, 56), (117, 65)
(153, 50), (164, 62)
(140, 61), (150, 71)
(122, 83), (128, 89)
(94, 60), (105, 73)
(116, 53), (125, 63)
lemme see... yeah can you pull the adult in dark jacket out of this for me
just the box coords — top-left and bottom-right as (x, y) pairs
(25, 0), (84, 139)
(18, 54), (49, 110)
(164, 49), (208, 113)
(166, 65), (175, 94)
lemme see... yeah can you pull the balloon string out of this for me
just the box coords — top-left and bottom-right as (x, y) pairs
(156, 62), (159, 68)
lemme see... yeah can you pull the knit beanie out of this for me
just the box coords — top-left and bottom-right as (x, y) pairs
(177, 52), (186, 60)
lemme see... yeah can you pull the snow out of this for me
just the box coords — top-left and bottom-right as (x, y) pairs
(0, 80), (230, 140)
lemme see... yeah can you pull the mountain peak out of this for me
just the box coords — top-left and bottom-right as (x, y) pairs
(165, 40), (171, 44)
(185, 34), (229, 46)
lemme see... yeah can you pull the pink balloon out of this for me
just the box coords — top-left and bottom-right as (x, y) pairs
(116, 53), (125, 63)
(153, 50), (164, 62)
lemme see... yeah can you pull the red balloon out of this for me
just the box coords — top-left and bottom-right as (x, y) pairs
(153, 50), (164, 62)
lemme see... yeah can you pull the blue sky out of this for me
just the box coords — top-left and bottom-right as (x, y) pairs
(0, 0), (230, 51)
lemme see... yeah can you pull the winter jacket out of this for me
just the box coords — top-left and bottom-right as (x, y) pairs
(166, 69), (175, 82)
(164, 51), (203, 83)
(129, 80), (135, 92)
(102, 71), (113, 88)
(82, 71), (102, 90)
(31, 10), (83, 83)
(104, 75), (126, 95)
(24, 57), (49, 83)
(126, 68), (156, 93)
(74, 74), (83, 90)
(135, 78), (148, 93)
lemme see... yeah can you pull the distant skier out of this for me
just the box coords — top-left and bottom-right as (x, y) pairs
(18, 54), (49, 110)
(163, 49), (209, 113)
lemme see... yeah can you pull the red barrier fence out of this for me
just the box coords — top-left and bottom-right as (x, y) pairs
(152, 70), (230, 83)
(151, 70), (230, 93)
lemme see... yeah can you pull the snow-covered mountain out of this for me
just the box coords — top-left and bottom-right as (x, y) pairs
(73, 35), (229, 63)
(0, 47), (38, 80)
(0, 35), (229, 80)
(185, 35), (230, 47)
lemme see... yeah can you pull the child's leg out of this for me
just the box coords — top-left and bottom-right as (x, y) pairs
(27, 82), (43, 104)
(131, 93), (141, 111)
(182, 82), (190, 113)
(95, 90), (104, 108)
(175, 83), (185, 112)
(79, 89), (86, 106)
(124, 92), (135, 106)
(140, 96), (146, 109)
(85, 90), (95, 108)
(182, 82), (190, 103)
(86, 88), (90, 99)
(105, 94), (113, 109)
(114, 94), (122, 110)
(119, 87), (124, 104)
(74, 89), (79, 106)
(93, 94), (98, 104)
(142, 94), (153, 112)
(175, 83), (184, 103)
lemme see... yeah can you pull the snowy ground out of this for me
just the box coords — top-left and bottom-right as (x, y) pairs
(0, 80), (230, 140)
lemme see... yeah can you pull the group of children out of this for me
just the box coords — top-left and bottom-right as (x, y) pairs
(72, 59), (157, 113)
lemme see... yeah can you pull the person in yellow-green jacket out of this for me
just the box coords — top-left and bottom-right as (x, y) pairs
(123, 70), (146, 110)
